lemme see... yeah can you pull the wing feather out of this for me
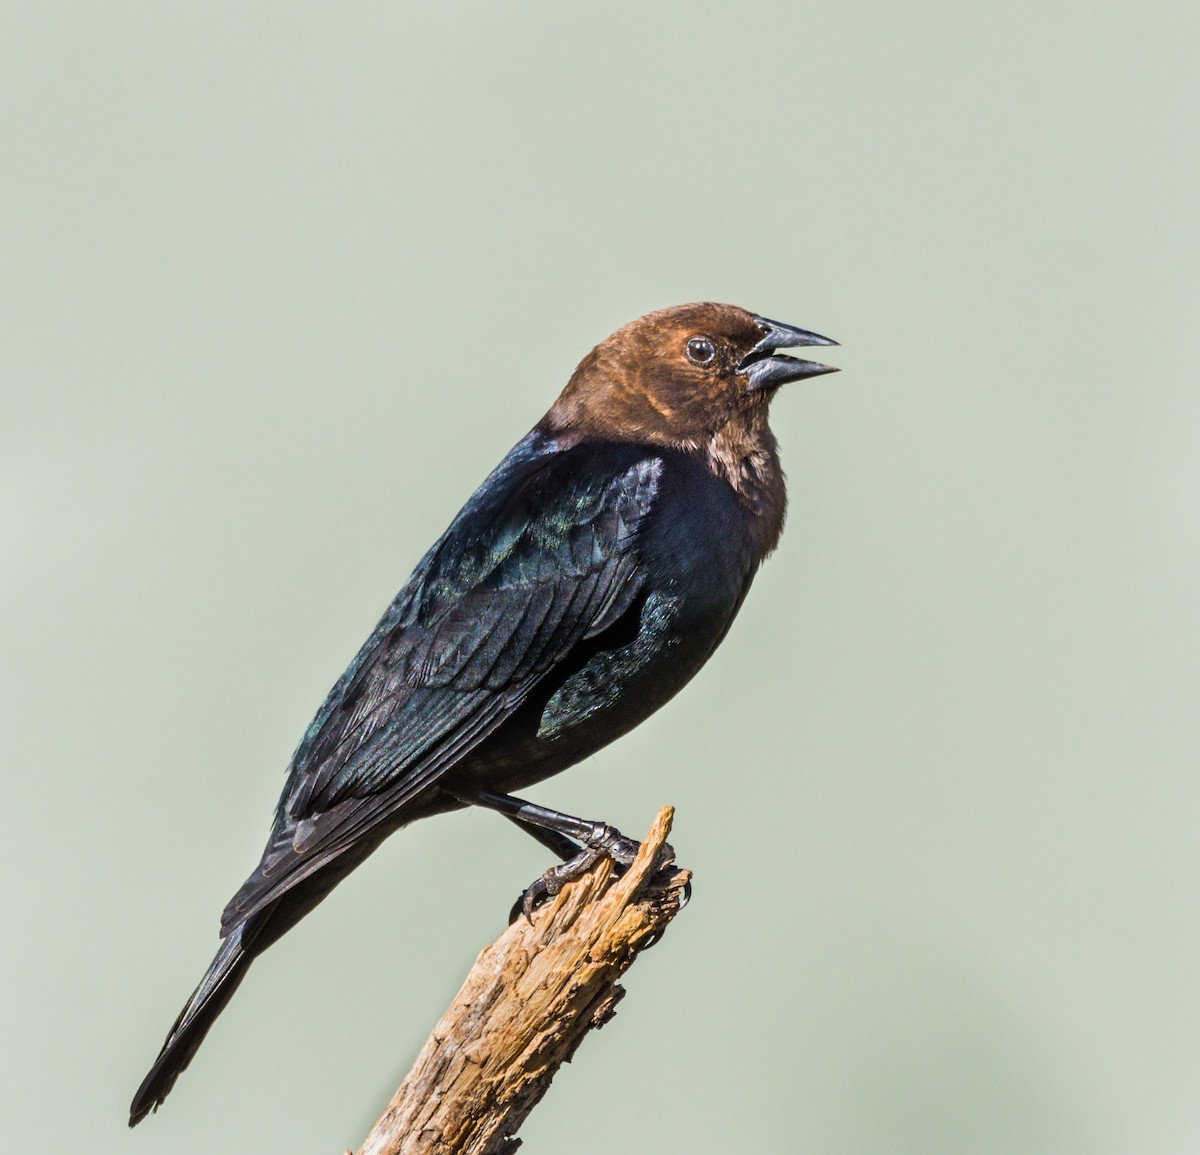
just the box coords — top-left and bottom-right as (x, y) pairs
(220, 444), (663, 934)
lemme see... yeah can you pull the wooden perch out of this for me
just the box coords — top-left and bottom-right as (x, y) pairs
(353, 806), (691, 1155)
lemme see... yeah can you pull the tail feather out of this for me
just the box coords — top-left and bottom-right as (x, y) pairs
(129, 928), (254, 1126)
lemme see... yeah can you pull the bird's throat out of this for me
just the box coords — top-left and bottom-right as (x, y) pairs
(704, 415), (787, 559)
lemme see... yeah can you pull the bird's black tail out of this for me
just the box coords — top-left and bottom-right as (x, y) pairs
(129, 926), (255, 1126)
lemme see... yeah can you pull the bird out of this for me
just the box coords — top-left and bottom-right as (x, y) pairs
(129, 301), (838, 1125)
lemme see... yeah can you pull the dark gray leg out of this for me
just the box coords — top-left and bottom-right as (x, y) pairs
(452, 788), (671, 920)
(503, 813), (581, 861)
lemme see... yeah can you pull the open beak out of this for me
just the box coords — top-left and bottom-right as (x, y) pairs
(739, 316), (839, 391)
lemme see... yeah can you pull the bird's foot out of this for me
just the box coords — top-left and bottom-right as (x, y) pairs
(510, 824), (677, 924)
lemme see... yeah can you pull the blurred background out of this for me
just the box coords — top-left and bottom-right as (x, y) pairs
(3, 2), (1198, 1152)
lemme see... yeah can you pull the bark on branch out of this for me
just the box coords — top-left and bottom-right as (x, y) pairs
(352, 806), (690, 1155)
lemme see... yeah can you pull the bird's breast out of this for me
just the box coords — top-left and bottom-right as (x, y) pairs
(448, 450), (764, 795)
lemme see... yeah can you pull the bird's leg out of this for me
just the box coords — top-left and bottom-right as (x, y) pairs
(468, 788), (645, 864)
(502, 813), (582, 861)
(454, 788), (675, 921)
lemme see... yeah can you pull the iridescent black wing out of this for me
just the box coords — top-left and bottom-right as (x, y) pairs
(221, 438), (662, 933)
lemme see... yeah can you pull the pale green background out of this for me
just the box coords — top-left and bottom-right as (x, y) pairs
(2, 2), (1197, 1152)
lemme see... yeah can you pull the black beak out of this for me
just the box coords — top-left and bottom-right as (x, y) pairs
(739, 316), (839, 391)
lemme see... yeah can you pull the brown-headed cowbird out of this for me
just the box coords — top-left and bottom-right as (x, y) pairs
(130, 302), (837, 1125)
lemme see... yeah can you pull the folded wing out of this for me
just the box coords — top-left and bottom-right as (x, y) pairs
(221, 441), (663, 934)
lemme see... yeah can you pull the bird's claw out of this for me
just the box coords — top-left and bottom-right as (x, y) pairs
(514, 877), (555, 925)
(508, 824), (679, 925)
(599, 832), (640, 867)
(589, 824), (678, 874)
(509, 844), (604, 924)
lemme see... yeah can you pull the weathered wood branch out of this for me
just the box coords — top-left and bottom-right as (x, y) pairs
(353, 806), (690, 1155)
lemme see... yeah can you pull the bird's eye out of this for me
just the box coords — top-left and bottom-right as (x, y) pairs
(686, 337), (716, 366)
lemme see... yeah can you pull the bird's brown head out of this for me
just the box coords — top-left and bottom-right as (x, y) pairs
(544, 302), (837, 461)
